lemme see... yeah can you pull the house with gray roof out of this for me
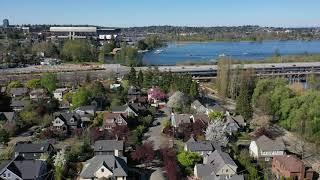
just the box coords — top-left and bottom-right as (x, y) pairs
(171, 113), (194, 128)
(52, 112), (82, 133)
(0, 112), (16, 124)
(53, 88), (68, 101)
(10, 99), (28, 111)
(103, 112), (128, 130)
(0, 157), (48, 180)
(79, 155), (128, 180)
(194, 150), (241, 180)
(29, 89), (47, 101)
(184, 137), (220, 156)
(249, 135), (285, 161)
(112, 104), (146, 117)
(94, 140), (124, 156)
(14, 142), (54, 160)
(191, 100), (210, 115)
(9, 88), (28, 98)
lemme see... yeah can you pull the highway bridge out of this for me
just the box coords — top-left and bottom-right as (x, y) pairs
(135, 62), (320, 80)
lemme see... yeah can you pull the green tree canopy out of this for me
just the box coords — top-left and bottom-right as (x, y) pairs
(71, 88), (92, 108)
(41, 73), (57, 93)
(62, 40), (93, 62)
(26, 79), (41, 89)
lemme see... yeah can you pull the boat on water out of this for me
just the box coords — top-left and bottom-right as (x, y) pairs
(219, 53), (226, 57)
(154, 49), (163, 54)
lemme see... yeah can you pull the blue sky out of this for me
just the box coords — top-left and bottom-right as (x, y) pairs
(1, 0), (320, 27)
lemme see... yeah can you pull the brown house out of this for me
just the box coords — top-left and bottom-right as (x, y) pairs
(103, 112), (128, 130)
(272, 155), (314, 180)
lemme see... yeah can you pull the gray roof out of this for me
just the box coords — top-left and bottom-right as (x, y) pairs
(186, 139), (220, 152)
(6, 160), (46, 179)
(80, 155), (128, 178)
(204, 175), (244, 180)
(94, 140), (124, 152)
(173, 114), (192, 126)
(255, 135), (285, 151)
(191, 100), (208, 113)
(29, 89), (46, 96)
(204, 150), (237, 174)
(10, 88), (28, 96)
(195, 164), (216, 177)
(15, 143), (52, 153)
(76, 105), (96, 112)
(128, 86), (140, 95)
(232, 115), (245, 126)
(58, 112), (81, 126)
(111, 105), (128, 113)
(10, 99), (28, 107)
(0, 112), (15, 122)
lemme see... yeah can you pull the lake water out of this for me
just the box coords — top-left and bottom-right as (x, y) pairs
(142, 40), (320, 65)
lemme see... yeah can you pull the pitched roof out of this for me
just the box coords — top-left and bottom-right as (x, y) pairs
(204, 150), (237, 174)
(255, 135), (285, 151)
(94, 140), (124, 152)
(128, 86), (140, 95)
(193, 113), (210, 124)
(10, 88), (28, 96)
(6, 160), (46, 179)
(273, 155), (305, 172)
(186, 140), (220, 152)
(111, 105), (128, 113)
(53, 88), (68, 93)
(80, 155), (128, 178)
(0, 112), (15, 122)
(173, 114), (192, 126)
(195, 164), (216, 177)
(58, 112), (81, 126)
(191, 100), (208, 114)
(15, 143), (52, 153)
(29, 89), (45, 96)
(10, 99), (27, 107)
(232, 115), (245, 126)
(76, 105), (96, 112)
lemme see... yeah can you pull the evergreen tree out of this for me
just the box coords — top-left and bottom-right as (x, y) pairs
(216, 58), (232, 99)
(128, 67), (137, 85)
(143, 70), (153, 88)
(189, 81), (199, 100)
(236, 70), (254, 120)
(137, 70), (144, 87)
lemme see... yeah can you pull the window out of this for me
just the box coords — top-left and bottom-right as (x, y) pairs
(101, 168), (104, 172)
(7, 173), (10, 177)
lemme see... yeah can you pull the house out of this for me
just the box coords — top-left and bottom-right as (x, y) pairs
(79, 155), (128, 180)
(103, 113), (128, 130)
(14, 142), (54, 160)
(9, 88), (28, 98)
(0, 112), (16, 124)
(29, 89), (47, 100)
(75, 105), (97, 123)
(94, 140), (124, 156)
(249, 135), (285, 161)
(127, 86), (140, 96)
(0, 158), (48, 180)
(272, 155), (314, 180)
(193, 113), (210, 125)
(53, 88), (68, 101)
(112, 104), (146, 117)
(184, 136), (220, 156)
(171, 113), (194, 128)
(232, 115), (246, 127)
(191, 100), (210, 115)
(10, 99), (27, 111)
(208, 104), (225, 113)
(194, 150), (241, 180)
(52, 112), (82, 132)
(225, 115), (241, 135)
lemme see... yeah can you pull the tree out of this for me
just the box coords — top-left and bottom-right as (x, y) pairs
(0, 129), (10, 144)
(32, 41), (59, 57)
(128, 67), (137, 85)
(72, 88), (91, 108)
(137, 70), (144, 87)
(205, 121), (229, 146)
(208, 111), (224, 121)
(62, 40), (93, 62)
(189, 81), (199, 100)
(7, 81), (23, 89)
(177, 151), (201, 175)
(216, 58), (232, 99)
(167, 91), (188, 111)
(131, 142), (155, 167)
(53, 149), (66, 180)
(148, 87), (166, 102)
(41, 73), (57, 93)
(26, 79), (41, 89)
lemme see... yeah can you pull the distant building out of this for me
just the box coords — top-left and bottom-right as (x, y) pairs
(249, 135), (285, 161)
(3, 19), (9, 28)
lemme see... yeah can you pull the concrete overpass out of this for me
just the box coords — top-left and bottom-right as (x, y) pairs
(134, 62), (320, 80)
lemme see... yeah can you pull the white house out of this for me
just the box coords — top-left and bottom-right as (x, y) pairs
(53, 88), (68, 101)
(249, 135), (285, 161)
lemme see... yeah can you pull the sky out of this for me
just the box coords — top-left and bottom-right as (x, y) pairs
(1, 0), (320, 27)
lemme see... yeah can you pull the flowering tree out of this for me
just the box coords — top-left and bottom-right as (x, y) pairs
(160, 147), (179, 180)
(205, 121), (229, 146)
(167, 91), (188, 110)
(148, 87), (166, 102)
(53, 149), (66, 180)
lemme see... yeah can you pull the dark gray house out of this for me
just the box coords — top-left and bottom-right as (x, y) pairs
(184, 137), (220, 156)
(0, 158), (48, 180)
(94, 140), (124, 156)
(14, 142), (54, 160)
(9, 88), (28, 98)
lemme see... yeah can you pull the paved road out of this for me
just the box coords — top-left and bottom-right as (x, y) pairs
(144, 108), (172, 150)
